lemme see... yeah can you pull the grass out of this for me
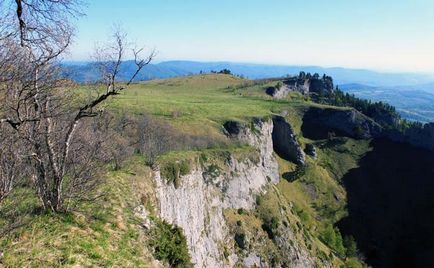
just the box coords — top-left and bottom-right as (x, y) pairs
(0, 156), (158, 267)
(96, 74), (326, 139)
(108, 74), (368, 266)
(316, 137), (372, 181)
(221, 136), (371, 267)
(157, 144), (260, 171)
(1, 74), (372, 267)
(271, 138), (370, 266)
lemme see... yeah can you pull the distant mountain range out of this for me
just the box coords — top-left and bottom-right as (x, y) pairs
(62, 60), (434, 86)
(62, 60), (434, 122)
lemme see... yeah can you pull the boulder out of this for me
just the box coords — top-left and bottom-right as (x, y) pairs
(272, 116), (306, 165)
(305, 144), (317, 159)
(265, 84), (292, 99)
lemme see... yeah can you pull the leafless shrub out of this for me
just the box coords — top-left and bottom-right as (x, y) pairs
(0, 126), (23, 201)
(0, 0), (154, 212)
(134, 114), (222, 165)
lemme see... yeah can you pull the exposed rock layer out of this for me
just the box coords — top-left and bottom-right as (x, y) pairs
(302, 107), (383, 140)
(154, 118), (317, 267)
(272, 116), (305, 165)
(386, 122), (434, 151)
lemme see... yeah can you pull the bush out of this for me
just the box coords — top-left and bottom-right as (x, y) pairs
(296, 208), (310, 226)
(234, 232), (247, 249)
(276, 81), (283, 88)
(161, 160), (191, 188)
(261, 216), (279, 239)
(218, 69), (232, 75)
(148, 219), (192, 267)
(343, 257), (363, 268)
(344, 235), (358, 257)
(321, 225), (346, 257)
(255, 195), (263, 206)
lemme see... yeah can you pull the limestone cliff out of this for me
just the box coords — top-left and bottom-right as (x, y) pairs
(153, 118), (320, 267)
(266, 74), (334, 99)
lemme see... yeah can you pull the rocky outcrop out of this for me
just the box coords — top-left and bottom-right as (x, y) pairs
(272, 116), (305, 165)
(265, 79), (311, 99)
(301, 106), (434, 151)
(405, 123), (434, 150)
(266, 74), (334, 99)
(386, 122), (434, 151)
(266, 84), (293, 99)
(283, 78), (311, 95)
(154, 118), (318, 267)
(308, 76), (334, 95)
(302, 107), (383, 140)
(154, 119), (280, 267)
(304, 144), (317, 159)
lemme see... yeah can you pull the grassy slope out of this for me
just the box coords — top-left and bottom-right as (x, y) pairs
(1, 74), (370, 267)
(0, 157), (158, 267)
(108, 74), (326, 139)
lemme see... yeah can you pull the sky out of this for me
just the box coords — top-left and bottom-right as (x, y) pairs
(69, 0), (434, 73)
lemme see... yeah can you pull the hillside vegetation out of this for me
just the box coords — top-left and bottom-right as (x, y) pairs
(1, 74), (433, 267)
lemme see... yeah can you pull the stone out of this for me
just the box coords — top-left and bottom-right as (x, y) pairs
(154, 118), (281, 267)
(272, 116), (306, 165)
(305, 144), (317, 159)
(134, 205), (152, 229)
(302, 107), (383, 140)
(153, 118), (320, 267)
(265, 83), (292, 99)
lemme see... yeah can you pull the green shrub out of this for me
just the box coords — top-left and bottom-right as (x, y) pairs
(321, 225), (346, 258)
(161, 160), (191, 188)
(204, 164), (221, 179)
(276, 81), (283, 88)
(261, 216), (279, 239)
(234, 232), (247, 249)
(343, 235), (358, 257)
(255, 195), (263, 206)
(296, 208), (310, 226)
(343, 257), (363, 268)
(148, 219), (192, 267)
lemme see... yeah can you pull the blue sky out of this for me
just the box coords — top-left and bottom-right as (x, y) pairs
(69, 0), (434, 72)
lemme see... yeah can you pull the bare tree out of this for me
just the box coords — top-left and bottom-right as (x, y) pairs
(0, 0), (155, 211)
(0, 125), (23, 201)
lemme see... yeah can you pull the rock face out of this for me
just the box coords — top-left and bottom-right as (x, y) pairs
(302, 107), (383, 140)
(283, 78), (311, 95)
(386, 122), (434, 151)
(154, 118), (317, 267)
(272, 116), (306, 165)
(155, 119), (279, 267)
(405, 123), (434, 150)
(308, 76), (334, 95)
(266, 75), (334, 99)
(266, 84), (293, 99)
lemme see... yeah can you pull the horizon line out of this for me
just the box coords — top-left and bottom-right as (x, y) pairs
(62, 58), (434, 76)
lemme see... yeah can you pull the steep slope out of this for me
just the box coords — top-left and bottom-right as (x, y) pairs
(0, 158), (162, 267)
(338, 139), (434, 268)
(2, 74), (433, 268)
(153, 118), (327, 267)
